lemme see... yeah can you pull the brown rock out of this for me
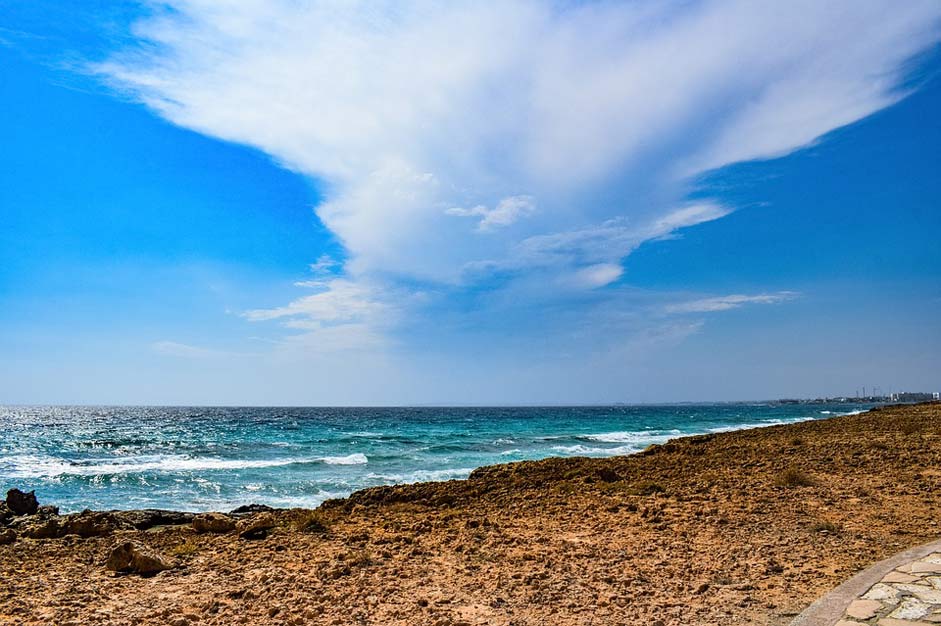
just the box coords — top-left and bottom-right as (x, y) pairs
(238, 514), (276, 540)
(193, 512), (236, 534)
(6, 489), (39, 516)
(63, 510), (123, 537)
(21, 516), (63, 539)
(0, 529), (16, 545)
(114, 509), (195, 530)
(105, 541), (172, 576)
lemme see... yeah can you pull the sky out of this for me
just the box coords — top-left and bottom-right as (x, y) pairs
(1, 1), (940, 405)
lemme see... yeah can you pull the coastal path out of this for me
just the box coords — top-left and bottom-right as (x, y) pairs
(792, 539), (941, 626)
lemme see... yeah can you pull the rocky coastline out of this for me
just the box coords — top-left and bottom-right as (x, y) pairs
(1, 402), (939, 625)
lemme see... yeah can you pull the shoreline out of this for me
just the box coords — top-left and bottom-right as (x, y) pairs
(0, 402), (881, 516)
(2, 401), (939, 625)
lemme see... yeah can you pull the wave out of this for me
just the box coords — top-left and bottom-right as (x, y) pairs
(1, 452), (368, 478)
(550, 444), (641, 456)
(705, 415), (814, 433)
(320, 453), (368, 465)
(365, 467), (475, 483)
(580, 429), (681, 443)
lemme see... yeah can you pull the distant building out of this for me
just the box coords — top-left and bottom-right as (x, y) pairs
(893, 392), (938, 403)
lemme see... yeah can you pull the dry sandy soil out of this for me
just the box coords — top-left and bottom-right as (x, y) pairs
(1, 402), (939, 626)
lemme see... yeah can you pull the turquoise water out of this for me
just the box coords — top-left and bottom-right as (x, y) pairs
(0, 404), (875, 512)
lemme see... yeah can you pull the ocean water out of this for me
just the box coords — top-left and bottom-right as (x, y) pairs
(0, 403), (874, 513)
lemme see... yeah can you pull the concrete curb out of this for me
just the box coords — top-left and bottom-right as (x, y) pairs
(790, 537), (941, 626)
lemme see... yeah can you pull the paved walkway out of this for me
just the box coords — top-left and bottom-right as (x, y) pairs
(835, 552), (941, 625)
(792, 540), (941, 626)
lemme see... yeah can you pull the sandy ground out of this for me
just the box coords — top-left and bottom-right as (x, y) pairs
(1, 402), (939, 626)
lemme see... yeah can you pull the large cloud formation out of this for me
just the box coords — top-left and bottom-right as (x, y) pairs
(101, 0), (939, 366)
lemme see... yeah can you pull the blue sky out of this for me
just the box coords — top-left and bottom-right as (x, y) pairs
(1, 1), (939, 404)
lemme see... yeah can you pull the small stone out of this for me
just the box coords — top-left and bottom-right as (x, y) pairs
(0, 529), (16, 545)
(846, 599), (882, 620)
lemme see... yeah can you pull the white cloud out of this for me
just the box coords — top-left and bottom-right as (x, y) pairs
(446, 195), (536, 232)
(308, 254), (340, 276)
(567, 263), (624, 290)
(244, 278), (388, 325)
(665, 292), (799, 314)
(97, 1), (939, 356)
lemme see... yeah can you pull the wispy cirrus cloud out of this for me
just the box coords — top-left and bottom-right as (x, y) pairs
(97, 1), (939, 358)
(665, 292), (799, 314)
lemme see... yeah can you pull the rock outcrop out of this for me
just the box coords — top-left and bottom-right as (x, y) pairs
(114, 509), (195, 530)
(63, 510), (125, 537)
(238, 514), (276, 540)
(192, 513), (235, 534)
(230, 504), (275, 516)
(105, 541), (172, 576)
(6, 489), (39, 516)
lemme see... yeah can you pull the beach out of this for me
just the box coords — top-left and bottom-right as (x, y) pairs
(1, 402), (939, 625)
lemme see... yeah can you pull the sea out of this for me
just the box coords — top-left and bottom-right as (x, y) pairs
(0, 403), (875, 513)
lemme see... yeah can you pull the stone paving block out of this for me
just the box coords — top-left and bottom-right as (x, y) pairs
(893, 583), (941, 603)
(847, 599), (884, 620)
(865, 583), (903, 603)
(877, 620), (936, 626)
(884, 571), (922, 584)
(912, 562), (941, 575)
(888, 597), (932, 620)
(836, 621), (864, 626)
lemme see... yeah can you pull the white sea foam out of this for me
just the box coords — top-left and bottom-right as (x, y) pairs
(500, 449), (522, 455)
(2, 452), (368, 477)
(365, 467), (474, 483)
(321, 453), (368, 465)
(581, 429), (681, 443)
(550, 444), (640, 456)
(705, 416), (815, 433)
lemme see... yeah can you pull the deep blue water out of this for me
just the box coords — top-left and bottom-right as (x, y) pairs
(0, 404), (875, 512)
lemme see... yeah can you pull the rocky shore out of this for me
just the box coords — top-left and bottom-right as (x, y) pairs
(1, 402), (939, 625)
